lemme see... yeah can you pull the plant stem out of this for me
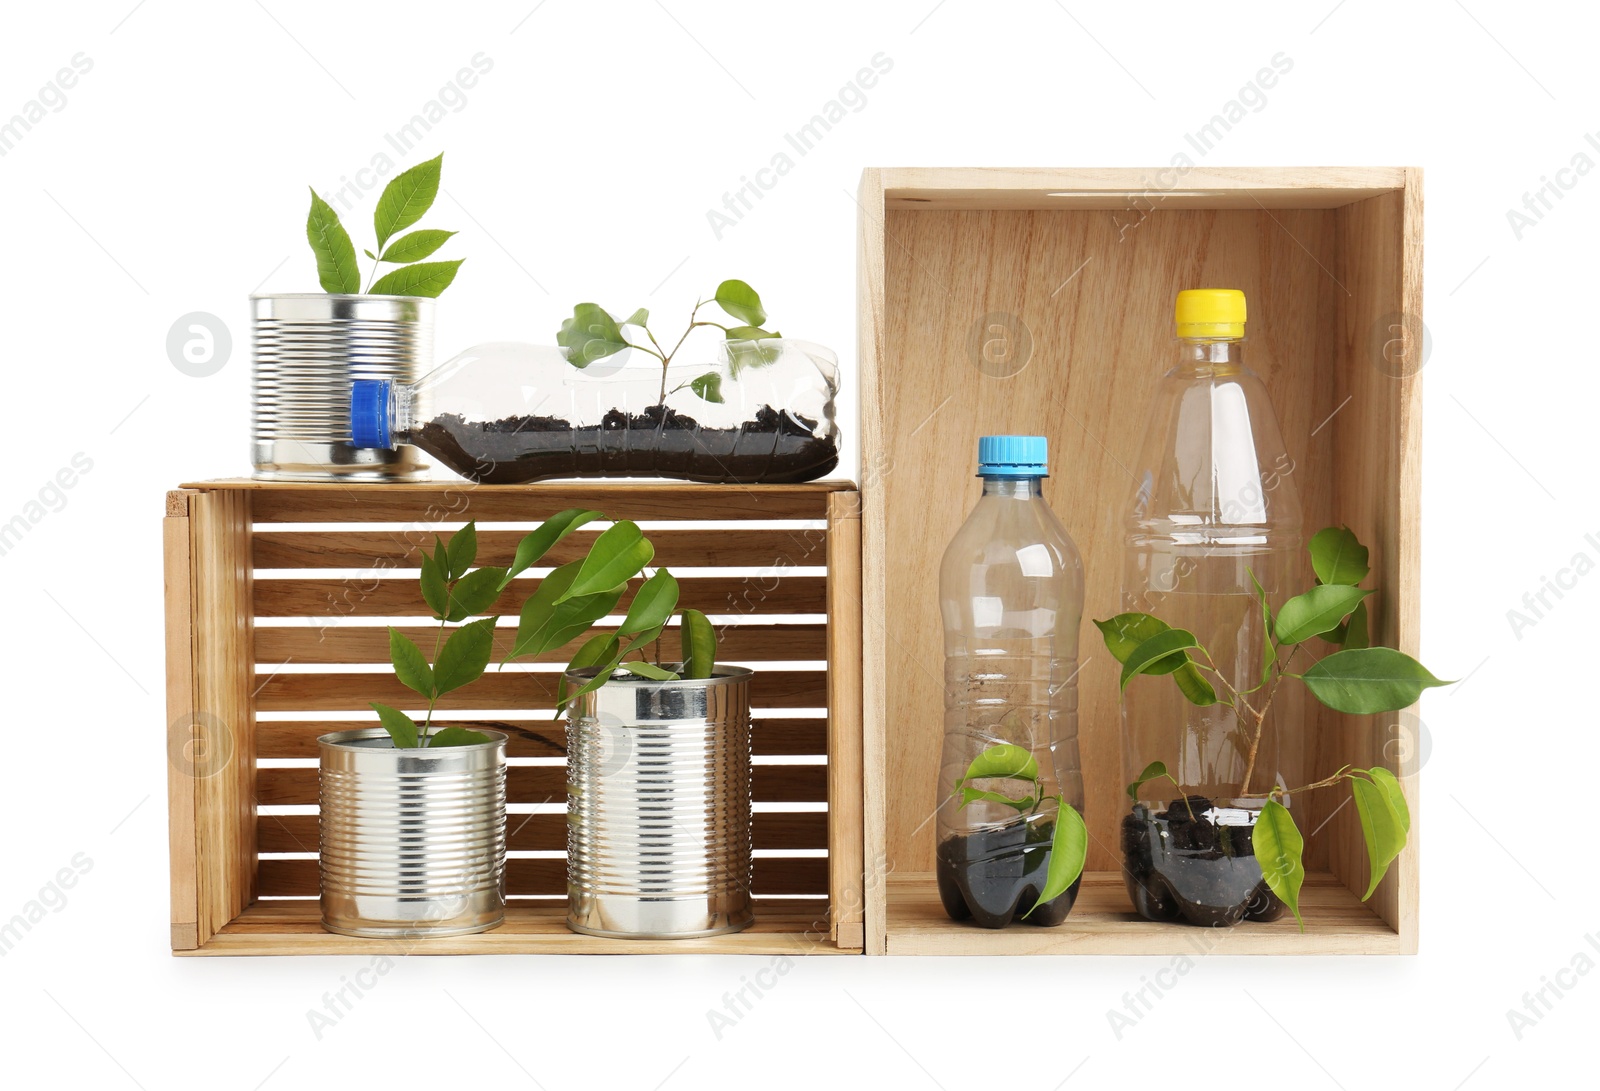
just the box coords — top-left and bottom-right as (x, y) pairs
(419, 603), (448, 747)
(364, 251), (382, 294)
(1274, 765), (1353, 798)
(1236, 646), (1298, 798)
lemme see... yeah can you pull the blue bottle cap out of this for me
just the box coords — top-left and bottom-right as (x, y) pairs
(349, 380), (393, 449)
(977, 435), (1048, 477)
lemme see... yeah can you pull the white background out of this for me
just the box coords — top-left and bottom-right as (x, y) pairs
(0, 1), (1593, 1087)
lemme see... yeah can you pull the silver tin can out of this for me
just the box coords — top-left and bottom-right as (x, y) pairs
(251, 293), (431, 481)
(317, 728), (506, 939)
(565, 667), (754, 939)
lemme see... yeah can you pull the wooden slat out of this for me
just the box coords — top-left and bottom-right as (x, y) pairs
(164, 491), (199, 951)
(253, 669), (826, 712)
(826, 492), (866, 949)
(885, 871), (1400, 955)
(255, 717), (827, 758)
(204, 481), (851, 523)
(258, 811), (828, 853)
(254, 575), (827, 618)
(256, 763), (828, 806)
(190, 901), (851, 956)
(254, 622), (827, 665)
(255, 527), (830, 570)
(257, 856), (830, 897)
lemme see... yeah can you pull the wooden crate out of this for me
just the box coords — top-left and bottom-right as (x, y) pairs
(164, 480), (864, 955)
(857, 167), (1423, 955)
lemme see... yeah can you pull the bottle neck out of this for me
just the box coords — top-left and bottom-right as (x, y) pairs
(393, 382), (415, 437)
(979, 476), (1044, 498)
(1174, 337), (1245, 378)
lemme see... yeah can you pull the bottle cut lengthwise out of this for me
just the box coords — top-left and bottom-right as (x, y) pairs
(936, 436), (1086, 928)
(348, 340), (840, 484)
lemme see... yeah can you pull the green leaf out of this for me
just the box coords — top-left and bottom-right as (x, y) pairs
(433, 537), (449, 577)
(370, 702), (419, 748)
(1173, 662), (1218, 706)
(713, 279), (766, 326)
(558, 303), (631, 368)
(1338, 599), (1370, 649)
(503, 509), (603, 587)
(1127, 760), (1169, 801)
(513, 576), (625, 660)
(1275, 585), (1370, 645)
(445, 522), (478, 580)
(1253, 799), (1305, 930)
(1120, 629), (1198, 690)
(726, 338), (784, 378)
(379, 228), (456, 264)
(305, 188), (361, 294)
(373, 153), (442, 248)
(363, 248), (376, 260)
(432, 617), (498, 696)
(619, 569), (679, 637)
(444, 567), (507, 622)
(419, 552), (448, 619)
(724, 325), (779, 340)
(560, 521), (653, 602)
(680, 608), (717, 679)
(957, 787), (1036, 812)
(689, 372), (724, 404)
(958, 743), (1038, 785)
(1367, 766), (1410, 833)
(623, 307), (649, 327)
(510, 561), (580, 657)
(388, 628), (433, 697)
(369, 259), (465, 298)
(1352, 776), (1407, 900)
(1095, 614), (1174, 667)
(1301, 648), (1451, 714)
(620, 660), (678, 681)
(426, 726), (495, 747)
(1310, 526), (1370, 586)
(561, 663), (620, 714)
(1024, 804), (1087, 917)
(557, 633), (620, 710)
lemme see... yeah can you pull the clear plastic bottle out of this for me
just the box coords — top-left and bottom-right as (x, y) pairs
(936, 436), (1085, 928)
(348, 340), (839, 484)
(1117, 289), (1303, 927)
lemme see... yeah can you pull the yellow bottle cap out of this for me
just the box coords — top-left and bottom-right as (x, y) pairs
(1175, 288), (1247, 339)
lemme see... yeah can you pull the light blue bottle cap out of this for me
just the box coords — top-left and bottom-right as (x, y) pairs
(977, 435), (1048, 477)
(349, 380), (393, 449)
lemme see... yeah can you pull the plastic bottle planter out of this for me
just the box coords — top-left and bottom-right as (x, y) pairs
(317, 728), (507, 938)
(251, 294), (432, 481)
(564, 667), (754, 939)
(348, 340), (840, 484)
(1120, 799), (1287, 927)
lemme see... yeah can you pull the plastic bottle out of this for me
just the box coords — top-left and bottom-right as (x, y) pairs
(935, 436), (1085, 928)
(1117, 289), (1303, 926)
(348, 340), (840, 484)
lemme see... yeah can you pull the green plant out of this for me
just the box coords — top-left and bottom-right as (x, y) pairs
(556, 279), (783, 406)
(1096, 526), (1448, 929)
(489, 516), (719, 712)
(306, 153), (464, 298)
(954, 731), (1089, 918)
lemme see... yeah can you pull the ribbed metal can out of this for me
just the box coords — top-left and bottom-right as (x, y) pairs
(251, 293), (431, 480)
(317, 728), (507, 938)
(565, 667), (754, 939)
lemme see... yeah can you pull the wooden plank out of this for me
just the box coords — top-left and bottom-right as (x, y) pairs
(878, 166), (1408, 211)
(253, 668), (827, 712)
(255, 716), (827, 759)
(258, 811), (829, 853)
(255, 527), (830, 570)
(253, 574), (828, 618)
(257, 855), (830, 898)
(826, 491), (865, 948)
(187, 902), (852, 956)
(188, 489), (257, 946)
(198, 481), (851, 523)
(255, 622), (828, 665)
(164, 491), (199, 951)
(885, 871), (1400, 955)
(256, 763), (829, 806)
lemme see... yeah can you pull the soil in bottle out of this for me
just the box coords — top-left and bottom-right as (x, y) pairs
(936, 818), (1081, 928)
(1121, 797), (1286, 927)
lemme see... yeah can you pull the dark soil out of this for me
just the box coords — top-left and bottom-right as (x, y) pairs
(936, 818), (1081, 929)
(1121, 798), (1286, 927)
(414, 404), (838, 485)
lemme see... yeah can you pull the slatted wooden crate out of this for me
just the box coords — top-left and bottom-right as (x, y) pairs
(857, 167), (1424, 954)
(164, 480), (863, 955)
